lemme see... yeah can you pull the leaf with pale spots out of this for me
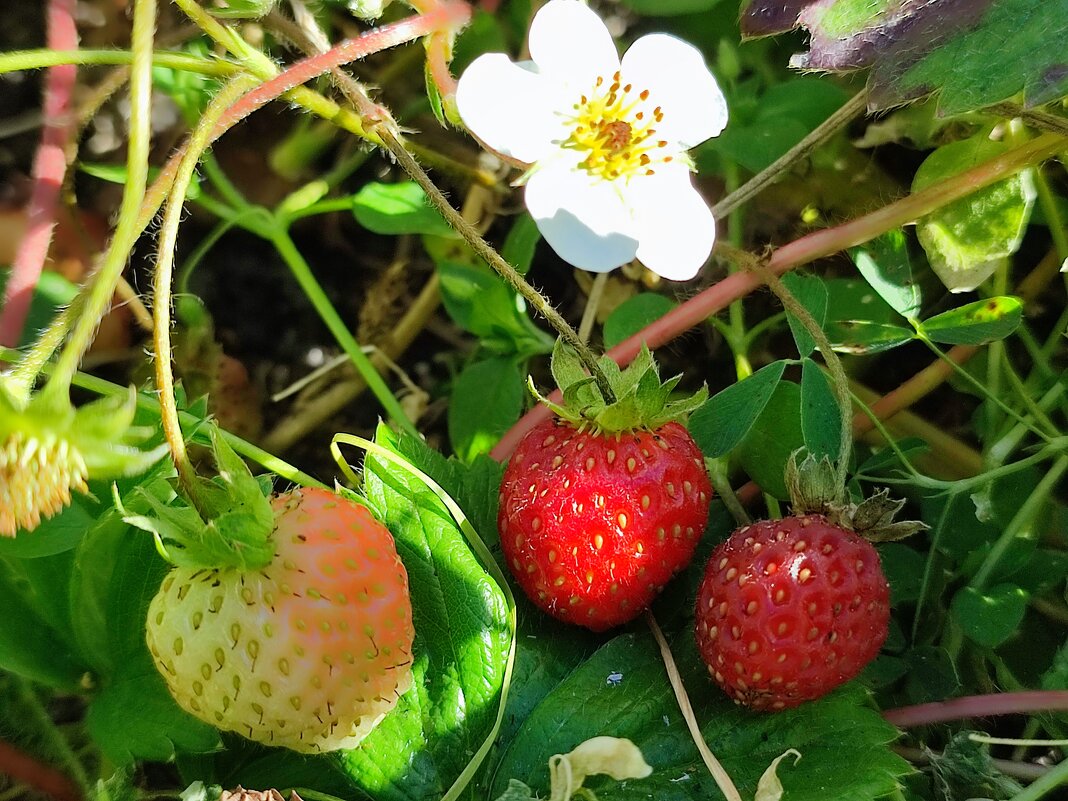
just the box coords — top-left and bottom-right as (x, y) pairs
(492, 633), (910, 801)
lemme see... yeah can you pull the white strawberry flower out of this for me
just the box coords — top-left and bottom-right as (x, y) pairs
(455, 0), (728, 280)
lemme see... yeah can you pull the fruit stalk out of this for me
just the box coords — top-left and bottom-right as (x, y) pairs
(380, 128), (618, 404)
(152, 74), (259, 514)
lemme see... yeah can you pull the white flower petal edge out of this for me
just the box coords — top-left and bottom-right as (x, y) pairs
(628, 164), (716, 281)
(528, 0), (620, 89)
(620, 33), (729, 150)
(525, 157), (640, 273)
(454, 54), (561, 163)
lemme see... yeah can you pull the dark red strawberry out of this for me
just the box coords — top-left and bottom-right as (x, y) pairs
(695, 514), (890, 710)
(499, 416), (711, 631)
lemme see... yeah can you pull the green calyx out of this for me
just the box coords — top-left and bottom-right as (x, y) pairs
(121, 427), (276, 572)
(0, 379), (169, 536)
(531, 340), (707, 433)
(785, 450), (927, 542)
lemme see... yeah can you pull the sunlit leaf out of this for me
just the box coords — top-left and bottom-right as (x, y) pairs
(912, 137), (1035, 293)
(850, 230), (922, 319)
(689, 361), (787, 458)
(919, 296), (1023, 345)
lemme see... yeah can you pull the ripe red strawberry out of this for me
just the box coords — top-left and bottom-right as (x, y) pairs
(695, 514), (890, 710)
(146, 487), (414, 753)
(499, 417), (712, 631)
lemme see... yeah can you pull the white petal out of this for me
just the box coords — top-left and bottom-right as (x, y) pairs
(628, 164), (716, 280)
(525, 157), (639, 272)
(456, 54), (562, 163)
(528, 0), (619, 89)
(621, 34), (728, 149)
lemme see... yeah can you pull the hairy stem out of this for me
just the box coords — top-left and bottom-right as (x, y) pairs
(713, 90), (869, 219)
(725, 243), (854, 496)
(379, 128), (618, 403)
(492, 132), (1067, 459)
(152, 74), (259, 514)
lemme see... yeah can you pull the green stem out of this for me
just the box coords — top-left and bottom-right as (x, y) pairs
(724, 160), (752, 381)
(1005, 756), (1068, 801)
(712, 90), (869, 218)
(917, 336), (1053, 445)
(729, 245), (854, 498)
(152, 74), (259, 515)
(1034, 165), (1068, 262)
(40, 0), (157, 401)
(0, 48), (234, 75)
(705, 458), (751, 526)
(269, 227), (419, 437)
(12, 677), (92, 800)
(971, 456), (1068, 590)
(378, 128), (617, 404)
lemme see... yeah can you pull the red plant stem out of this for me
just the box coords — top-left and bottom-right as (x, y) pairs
(0, 739), (81, 801)
(215, 0), (469, 132)
(490, 133), (1067, 461)
(883, 691), (1068, 728)
(0, 0), (78, 347)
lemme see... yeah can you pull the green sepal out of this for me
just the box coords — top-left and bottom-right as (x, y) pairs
(784, 450), (843, 512)
(0, 382), (169, 480)
(543, 340), (707, 433)
(785, 450), (927, 542)
(121, 428), (275, 571)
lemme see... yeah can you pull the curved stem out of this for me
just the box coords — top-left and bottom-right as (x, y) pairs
(0, 739), (80, 801)
(39, 0), (157, 402)
(379, 128), (617, 403)
(970, 456), (1068, 590)
(1005, 757), (1068, 801)
(712, 90), (868, 219)
(727, 244), (853, 496)
(645, 612), (743, 801)
(492, 132), (1068, 460)
(152, 74), (259, 514)
(883, 691), (1068, 728)
(0, 49), (235, 76)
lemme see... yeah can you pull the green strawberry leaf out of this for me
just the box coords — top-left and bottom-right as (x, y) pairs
(0, 556), (87, 689)
(918, 297), (1023, 346)
(449, 356), (526, 463)
(86, 663), (222, 763)
(850, 230), (922, 320)
(950, 584), (1030, 648)
(781, 273), (829, 357)
(501, 214), (541, 277)
(351, 181), (456, 238)
(437, 260), (554, 356)
(621, 0), (725, 15)
(739, 0), (1068, 114)
(826, 320), (915, 355)
(491, 633), (911, 801)
(800, 358), (840, 462)
(737, 381), (805, 500)
(689, 361), (787, 458)
(912, 137), (1036, 293)
(340, 424), (511, 801)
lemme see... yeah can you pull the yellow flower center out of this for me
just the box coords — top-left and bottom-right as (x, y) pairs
(0, 430), (87, 536)
(562, 70), (673, 181)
